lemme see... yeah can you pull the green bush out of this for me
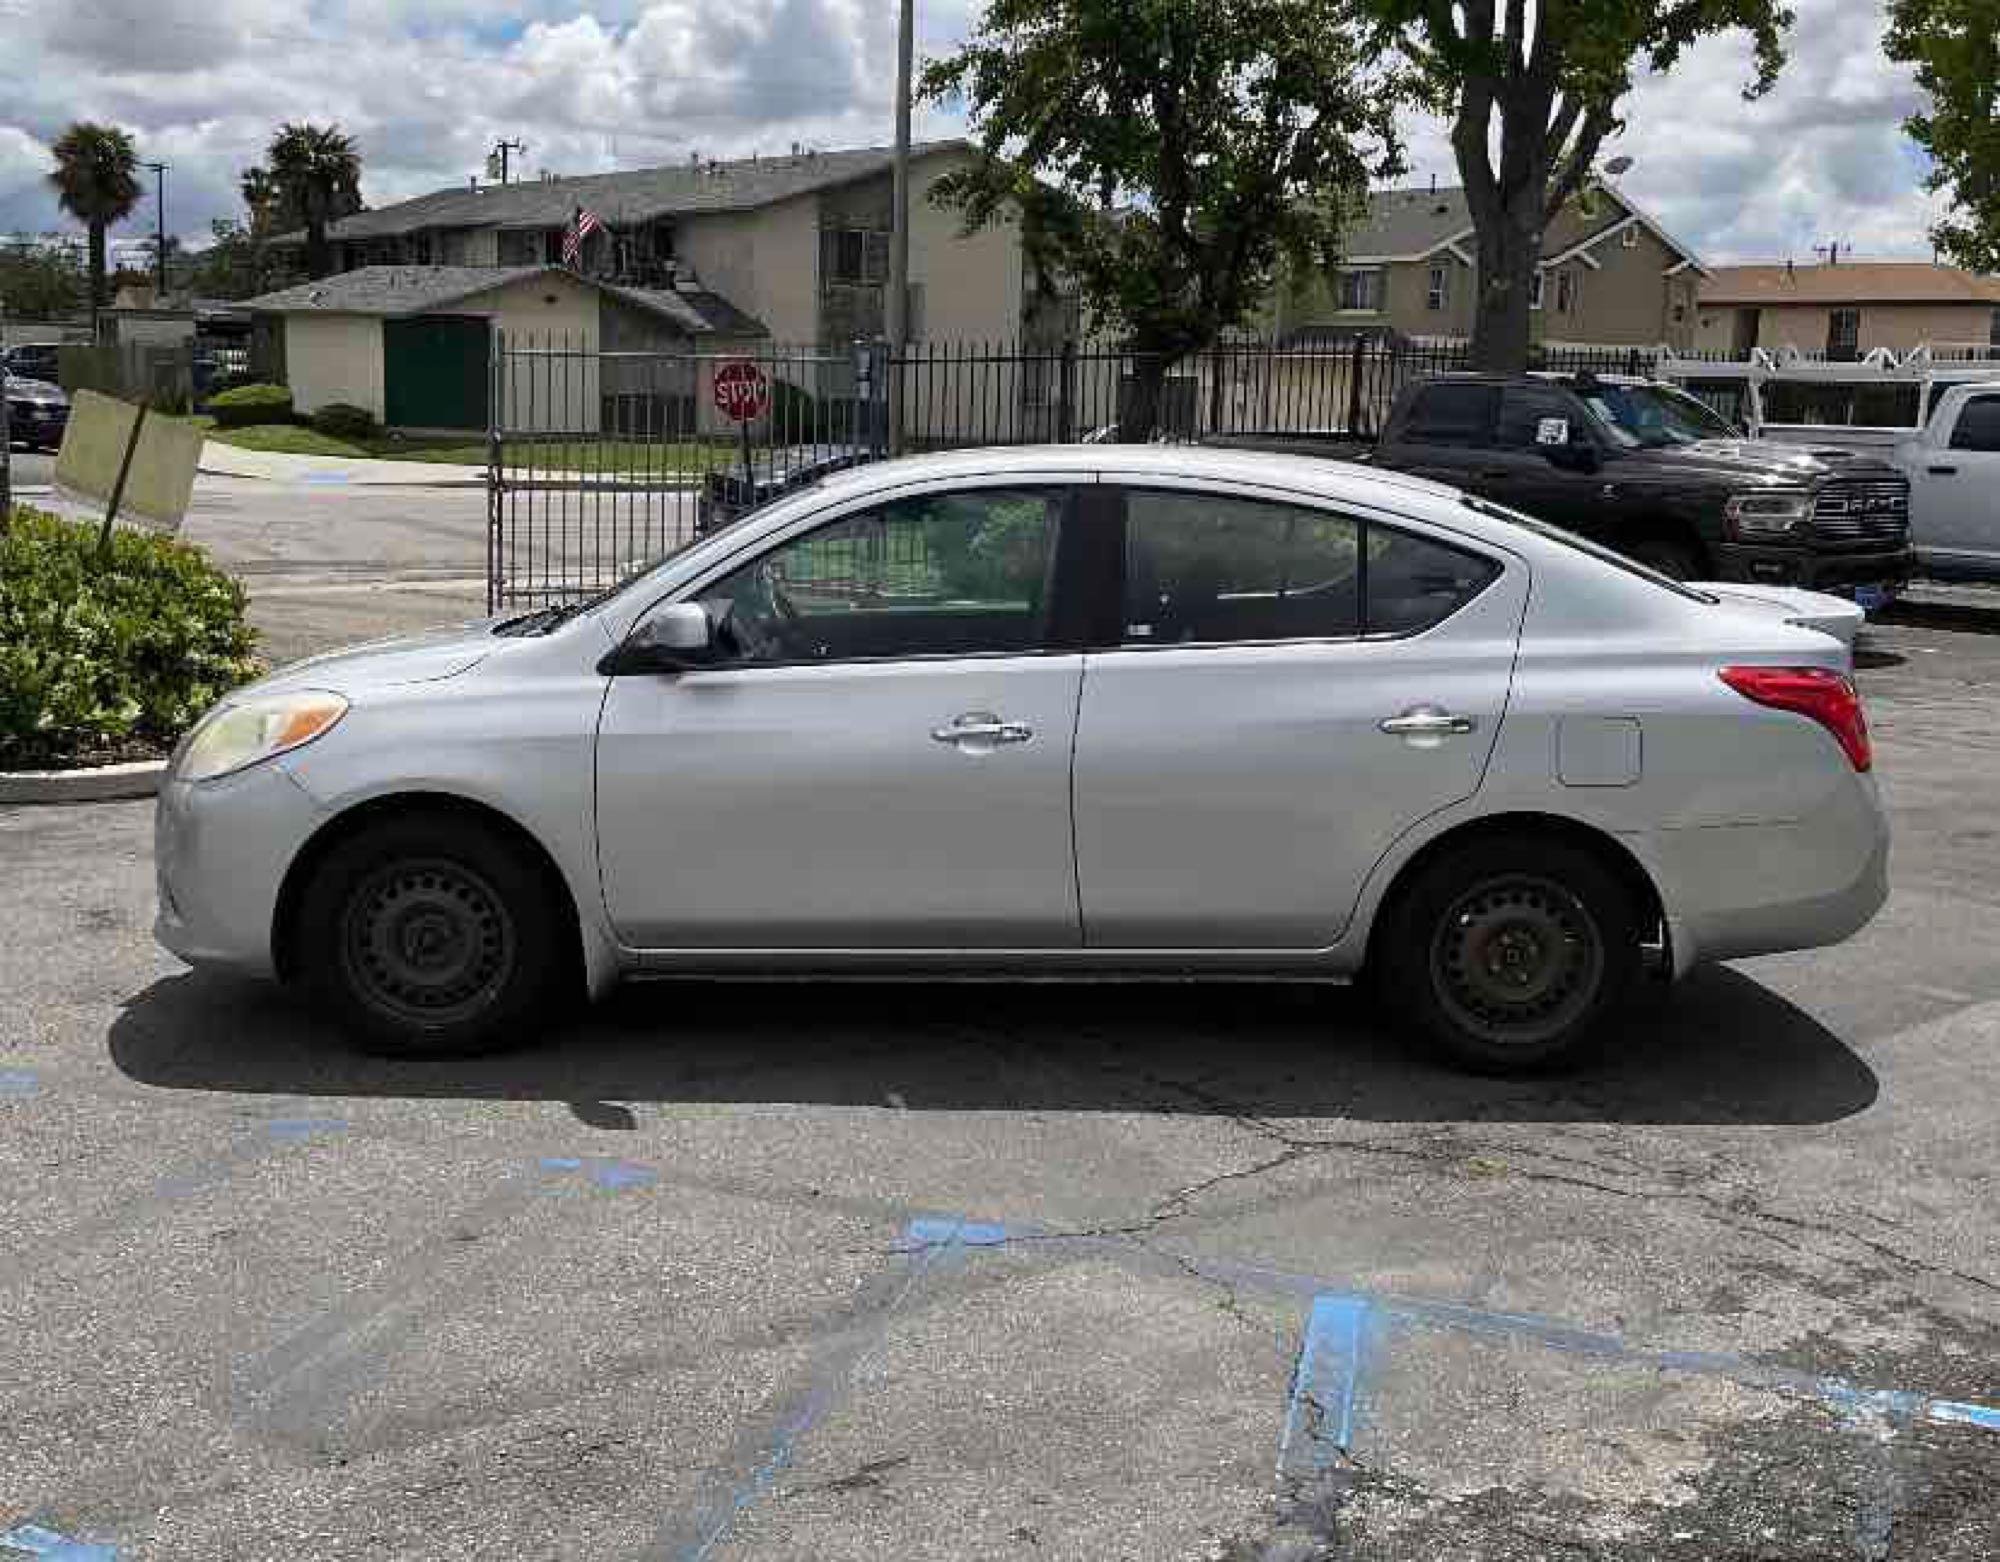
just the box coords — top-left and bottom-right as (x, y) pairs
(311, 402), (380, 441)
(208, 382), (294, 428)
(0, 508), (261, 770)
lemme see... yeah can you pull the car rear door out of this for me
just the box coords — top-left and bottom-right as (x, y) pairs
(1071, 481), (1527, 949)
(596, 479), (1088, 949)
(1378, 382), (1501, 488)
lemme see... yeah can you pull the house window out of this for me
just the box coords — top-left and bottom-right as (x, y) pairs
(1335, 269), (1382, 311)
(1621, 225), (1639, 249)
(1528, 270), (1545, 310)
(1988, 307), (1999, 349)
(1828, 307), (1860, 361)
(1555, 269), (1576, 315)
(1427, 264), (1449, 312)
(824, 227), (891, 285)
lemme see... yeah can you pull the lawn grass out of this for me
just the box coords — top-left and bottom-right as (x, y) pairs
(197, 419), (712, 474)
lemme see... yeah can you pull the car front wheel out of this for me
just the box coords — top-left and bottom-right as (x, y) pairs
(1377, 838), (1640, 1072)
(297, 812), (570, 1056)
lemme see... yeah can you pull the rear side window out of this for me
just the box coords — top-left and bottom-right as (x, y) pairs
(1949, 395), (2000, 452)
(1118, 489), (1500, 645)
(1401, 383), (1499, 446)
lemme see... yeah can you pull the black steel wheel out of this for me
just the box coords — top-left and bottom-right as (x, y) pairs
(298, 812), (573, 1056)
(1376, 837), (1641, 1073)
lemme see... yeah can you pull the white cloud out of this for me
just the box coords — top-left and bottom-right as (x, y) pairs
(0, 0), (1949, 267)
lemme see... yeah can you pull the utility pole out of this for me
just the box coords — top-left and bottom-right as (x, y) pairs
(885, 0), (914, 456)
(1, 292), (12, 523)
(143, 161), (169, 299)
(489, 138), (528, 186)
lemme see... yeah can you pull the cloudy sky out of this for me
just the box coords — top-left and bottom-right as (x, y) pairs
(0, 0), (1954, 267)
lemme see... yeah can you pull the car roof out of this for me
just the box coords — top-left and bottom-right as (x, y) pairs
(813, 442), (1467, 508)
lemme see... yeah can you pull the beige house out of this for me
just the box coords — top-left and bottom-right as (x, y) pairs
(1272, 182), (1705, 350)
(243, 265), (766, 433)
(284, 140), (1030, 351)
(1694, 262), (2000, 359)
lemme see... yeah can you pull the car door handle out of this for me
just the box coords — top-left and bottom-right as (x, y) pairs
(932, 712), (1033, 748)
(1927, 465), (1958, 476)
(1380, 707), (1478, 739)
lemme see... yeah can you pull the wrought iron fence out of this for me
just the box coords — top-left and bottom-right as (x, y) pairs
(486, 333), (1660, 609)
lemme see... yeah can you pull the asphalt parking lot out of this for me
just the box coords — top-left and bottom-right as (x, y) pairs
(3, 597), (1998, 1559)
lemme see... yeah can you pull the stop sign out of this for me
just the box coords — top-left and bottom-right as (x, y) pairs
(712, 360), (771, 422)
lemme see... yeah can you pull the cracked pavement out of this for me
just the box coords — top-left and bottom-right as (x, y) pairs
(2, 576), (1998, 1557)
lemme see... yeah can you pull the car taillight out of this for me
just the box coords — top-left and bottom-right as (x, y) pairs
(1720, 666), (1872, 772)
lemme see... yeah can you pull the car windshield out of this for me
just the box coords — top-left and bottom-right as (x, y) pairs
(1460, 494), (1719, 604)
(1580, 382), (1740, 448)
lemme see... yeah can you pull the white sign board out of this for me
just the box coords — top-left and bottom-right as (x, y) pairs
(1534, 416), (1571, 448)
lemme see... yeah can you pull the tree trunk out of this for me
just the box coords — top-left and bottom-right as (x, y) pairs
(87, 222), (107, 340)
(306, 220), (329, 281)
(1468, 194), (1539, 372)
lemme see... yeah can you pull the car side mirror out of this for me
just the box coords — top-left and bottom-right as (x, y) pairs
(599, 601), (715, 675)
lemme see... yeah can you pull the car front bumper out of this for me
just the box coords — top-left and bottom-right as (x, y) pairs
(154, 759), (327, 979)
(8, 409), (67, 447)
(1715, 542), (1914, 598)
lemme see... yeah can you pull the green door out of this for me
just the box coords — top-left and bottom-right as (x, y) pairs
(383, 315), (489, 430)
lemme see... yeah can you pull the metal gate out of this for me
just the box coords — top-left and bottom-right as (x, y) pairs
(486, 335), (882, 610)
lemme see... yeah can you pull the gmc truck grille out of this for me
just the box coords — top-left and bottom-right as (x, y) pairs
(1811, 480), (1909, 543)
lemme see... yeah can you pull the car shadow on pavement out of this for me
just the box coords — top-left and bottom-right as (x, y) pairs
(109, 964), (1877, 1128)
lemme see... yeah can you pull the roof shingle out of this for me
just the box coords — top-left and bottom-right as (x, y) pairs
(1700, 263), (2000, 306)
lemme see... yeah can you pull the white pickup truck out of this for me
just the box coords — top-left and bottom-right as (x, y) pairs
(1896, 383), (2000, 582)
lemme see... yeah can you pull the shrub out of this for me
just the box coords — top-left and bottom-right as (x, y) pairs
(311, 401), (380, 441)
(0, 508), (261, 770)
(208, 382), (294, 428)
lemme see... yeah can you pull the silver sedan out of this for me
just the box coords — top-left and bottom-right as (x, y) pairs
(155, 447), (1887, 1071)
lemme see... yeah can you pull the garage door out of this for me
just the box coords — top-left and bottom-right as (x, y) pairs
(383, 315), (488, 430)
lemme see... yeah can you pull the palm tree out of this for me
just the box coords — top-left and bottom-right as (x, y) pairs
(47, 122), (142, 333)
(267, 123), (363, 279)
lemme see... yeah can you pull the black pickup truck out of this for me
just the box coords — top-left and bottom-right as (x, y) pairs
(1213, 372), (1914, 602)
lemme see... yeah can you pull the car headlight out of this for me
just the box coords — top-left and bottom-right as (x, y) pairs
(178, 691), (348, 782)
(1725, 489), (1813, 537)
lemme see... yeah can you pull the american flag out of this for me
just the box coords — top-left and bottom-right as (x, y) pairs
(561, 207), (604, 267)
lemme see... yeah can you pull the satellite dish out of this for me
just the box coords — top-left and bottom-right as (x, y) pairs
(1603, 156), (1634, 177)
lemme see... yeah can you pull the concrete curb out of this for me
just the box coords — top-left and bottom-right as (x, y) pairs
(0, 759), (167, 805)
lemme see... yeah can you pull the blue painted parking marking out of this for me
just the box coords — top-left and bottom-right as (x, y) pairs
(0, 1523), (119, 1560)
(1928, 1399), (2000, 1432)
(538, 1154), (656, 1191)
(264, 1117), (346, 1141)
(1277, 1294), (1370, 1479)
(0, 1069), (39, 1097)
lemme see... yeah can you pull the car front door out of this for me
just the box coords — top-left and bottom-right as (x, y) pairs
(1913, 393), (2000, 574)
(596, 481), (1087, 950)
(1072, 483), (1527, 949)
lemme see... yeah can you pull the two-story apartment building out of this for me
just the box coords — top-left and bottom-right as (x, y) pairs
(1272, 182), (1706, 349)
(278, 140), (1030, 349)
(1694, 261), (2000, 360)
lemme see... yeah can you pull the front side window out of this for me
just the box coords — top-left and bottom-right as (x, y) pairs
(1119, 490), (1501, 645)
(696, 488), (1060, 663)
(1496, 385), (1584, 451)
(1950, 395), (2000, 452)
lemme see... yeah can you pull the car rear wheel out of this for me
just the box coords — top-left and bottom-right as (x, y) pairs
(297, 813), (570, 1057)
(1626, 536), (1702, 581)
(1377, 838), (1640, 1073)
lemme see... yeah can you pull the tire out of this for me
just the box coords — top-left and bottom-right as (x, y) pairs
(1626, 536), (1703, 581)
(1375, 838), (1640, 1074)
(296, 812), (572, 1057)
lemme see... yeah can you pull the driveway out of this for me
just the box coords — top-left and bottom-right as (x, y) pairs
(0, 610), (1995, 1560)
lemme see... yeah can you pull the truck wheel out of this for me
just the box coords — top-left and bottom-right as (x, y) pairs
(1376, 838), (1641, 1073)
(1628, 537), (1703, 581)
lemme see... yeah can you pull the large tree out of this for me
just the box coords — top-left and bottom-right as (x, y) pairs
(1886, 0), (2000, 274)
(1357, 2), (1790, 370)
(0, 242), (86, 320)
(46, 122), (142, 333)
(265, 123), (363, 279)
(922, 0), (1403, 438)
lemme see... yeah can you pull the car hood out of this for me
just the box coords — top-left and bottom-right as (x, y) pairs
(250, 619), (501, 696)
(6, 378), (67, 405)
(1617, 438), (1900, 486)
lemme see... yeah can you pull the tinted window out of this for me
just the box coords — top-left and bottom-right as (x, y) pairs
(1402, 383), (1498, 446)
(698, 488), (1059, 662)
(1367, 529), (1504, 635)
(1122, 492), (1360, 644)
(1496, 386), (1582, 451)
(1949, 396), (2000, 453)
